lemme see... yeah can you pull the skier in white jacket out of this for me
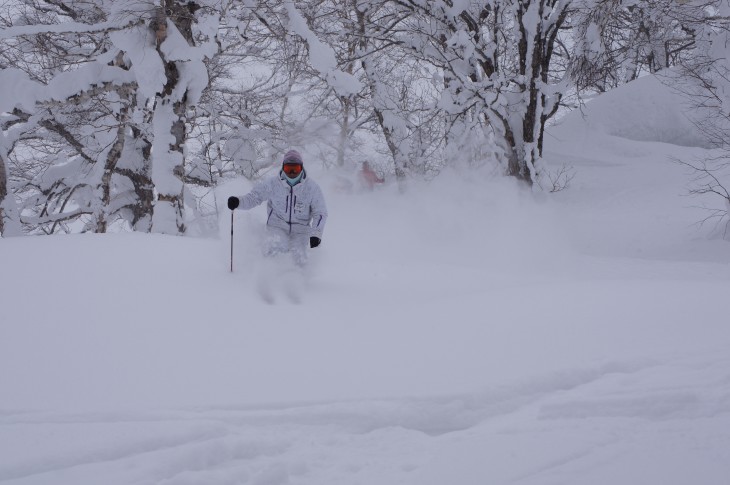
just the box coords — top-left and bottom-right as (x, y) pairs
(227, 150), (328, 266)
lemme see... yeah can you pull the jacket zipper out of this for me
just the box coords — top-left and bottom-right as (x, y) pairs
(288, 186), (294, 233)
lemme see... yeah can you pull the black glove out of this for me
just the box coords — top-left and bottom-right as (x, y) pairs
(227, 196), (239, 210)
(310, 236), (321, 248)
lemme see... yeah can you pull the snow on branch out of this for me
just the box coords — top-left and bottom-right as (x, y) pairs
(20, 207), (91, 226)
(0, 64), (137, 114)
(0, 18), (145, 39)
(284, 2), (362, 97)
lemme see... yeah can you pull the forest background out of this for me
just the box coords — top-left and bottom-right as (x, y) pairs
(2, 0), (730, 239)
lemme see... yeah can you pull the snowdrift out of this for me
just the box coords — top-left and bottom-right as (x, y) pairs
(553, 74), (711, 148)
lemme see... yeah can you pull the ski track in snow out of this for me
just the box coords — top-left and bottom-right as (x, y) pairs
(2, 351), (729, 485)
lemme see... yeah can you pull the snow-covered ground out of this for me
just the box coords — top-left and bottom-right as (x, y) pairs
(1, 76), (729, 484)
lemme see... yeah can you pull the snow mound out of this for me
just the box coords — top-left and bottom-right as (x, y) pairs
(553, 74), (710, 148)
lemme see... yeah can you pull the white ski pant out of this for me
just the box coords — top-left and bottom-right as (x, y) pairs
(263, 227), (309, 266)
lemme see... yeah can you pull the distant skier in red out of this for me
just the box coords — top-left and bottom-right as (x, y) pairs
(359, 161), (384, 191)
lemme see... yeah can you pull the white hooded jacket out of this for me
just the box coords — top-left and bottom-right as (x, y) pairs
(238, 170), (328, 238)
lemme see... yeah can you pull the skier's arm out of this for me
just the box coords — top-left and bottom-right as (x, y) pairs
(309, 183), (328, 238)
(237, 179), (271, 210)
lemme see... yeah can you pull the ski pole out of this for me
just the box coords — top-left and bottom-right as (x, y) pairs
(230, 210), (234, 272)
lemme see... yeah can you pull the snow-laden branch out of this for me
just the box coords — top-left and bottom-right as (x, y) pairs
(284, 2), (363, 97)
(0, 64), (137, 113)
(20, 207), (91, 225)
(0, 19), (144, 39)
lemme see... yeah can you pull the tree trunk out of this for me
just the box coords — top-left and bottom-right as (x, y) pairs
(150, 0), (199, 235)
(0, 150), (21, 237)
(337, 96), (351, 168)
(507, 0), (567, 185)
(96, 104), (129, 233)
(357, 6), (407, 184)
(373, 107), (407, 181)
(129, 125), (154, 231)
(0, 152), (8, 236)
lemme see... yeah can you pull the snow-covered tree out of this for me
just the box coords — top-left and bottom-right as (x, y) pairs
(193, 0), (315, 179)
(672, 0), (730, 237)
(0, 0), (220, 235)
(378, 0), (574, 184)
(185, 0), (357, 187)
(288, 0), (374, 169)
(115, 0), (217, 235)
(570, 0), (702, 94)
(356, 1), (444, 181)
(0, 0), (149, 234)
(287, 1), (446, 182)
